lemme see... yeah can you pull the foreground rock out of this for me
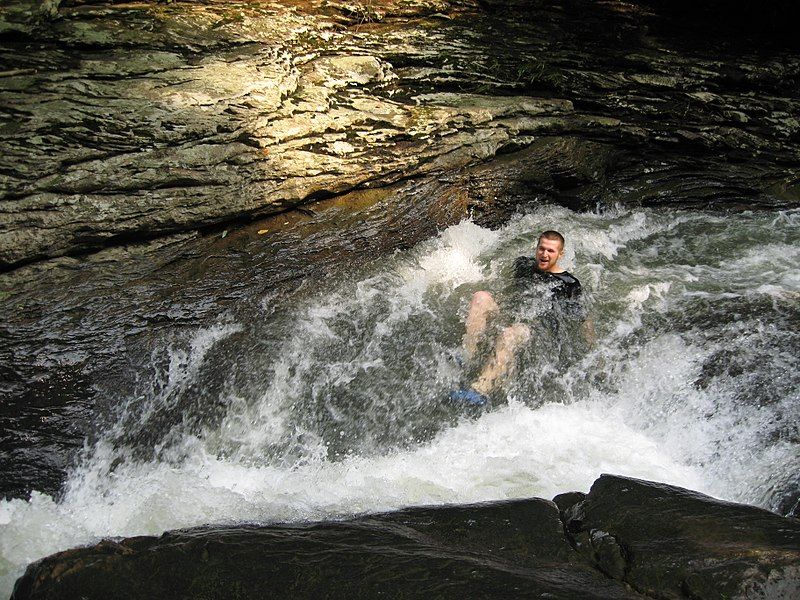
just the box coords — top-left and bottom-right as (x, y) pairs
(560, 475), (800, 599)
(12, 475), (800, 599)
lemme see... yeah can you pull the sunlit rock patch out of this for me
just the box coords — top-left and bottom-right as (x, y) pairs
(1, 0), (798, 269)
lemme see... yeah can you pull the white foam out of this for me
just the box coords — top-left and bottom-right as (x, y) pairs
(0, 397), (704, 597)
(397, 220), (500, 295)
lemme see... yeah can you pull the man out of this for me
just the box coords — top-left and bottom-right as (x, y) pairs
(450, 230), (589, 406)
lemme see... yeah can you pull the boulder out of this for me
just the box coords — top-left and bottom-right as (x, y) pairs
(12, 475), (800, 599)
(563, 475), (800, 600)
(12, 497), (643, 600)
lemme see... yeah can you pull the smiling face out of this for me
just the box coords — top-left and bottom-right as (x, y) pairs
(535, 236), (564, 273)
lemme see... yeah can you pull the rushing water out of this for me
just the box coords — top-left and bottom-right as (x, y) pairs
(1, 204), (798, 596)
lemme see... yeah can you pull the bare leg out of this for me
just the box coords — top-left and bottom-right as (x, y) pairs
(471, 323), (531, 396)
(462, 291), (500, 360)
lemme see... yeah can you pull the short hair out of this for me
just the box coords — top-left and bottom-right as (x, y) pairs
(538, 230), (565, 250)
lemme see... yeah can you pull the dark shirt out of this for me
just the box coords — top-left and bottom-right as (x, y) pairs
(512, 256), (584, 319)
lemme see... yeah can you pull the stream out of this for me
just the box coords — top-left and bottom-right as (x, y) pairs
(1, 203), (799, 597)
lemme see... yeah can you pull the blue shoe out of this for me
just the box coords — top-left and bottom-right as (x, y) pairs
(448, 388), (489, 407)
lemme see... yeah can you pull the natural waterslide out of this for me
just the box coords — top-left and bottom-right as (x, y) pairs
(2, 204), (799, 597)
(1, 0), (800, 597)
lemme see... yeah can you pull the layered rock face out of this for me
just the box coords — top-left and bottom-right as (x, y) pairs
(1, 0), (798, 271)
(2, 5), (799, 597)
(1, 0), (568, 269)
(12, 475), (800, 599)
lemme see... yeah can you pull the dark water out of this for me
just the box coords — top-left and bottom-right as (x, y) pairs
(1, 203), (798, 597)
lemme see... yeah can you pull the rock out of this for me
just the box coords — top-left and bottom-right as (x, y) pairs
(0, 0), (59, 35)
(12, 476), (800, 599)
(11, 497), (644, 600)
(0, 0), (579, 269)
(2, 0), (799, 270)
(0, 175), (478, 499)
(564, 474), (800, 600)
(551, 490), (585, 513)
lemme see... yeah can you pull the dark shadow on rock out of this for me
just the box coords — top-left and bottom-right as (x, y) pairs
(564, 474), (800, 600)
(11, 497), (644, 600)
(12, 475), (800, 599)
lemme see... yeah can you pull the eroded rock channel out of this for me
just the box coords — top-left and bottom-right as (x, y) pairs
(1, 1), (799, 598)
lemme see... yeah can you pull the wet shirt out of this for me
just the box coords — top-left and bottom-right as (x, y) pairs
(511, 256), (585, 320)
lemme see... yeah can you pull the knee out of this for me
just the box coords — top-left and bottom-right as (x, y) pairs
(470, 290), (498, 312)
(501, 324), (531, 345)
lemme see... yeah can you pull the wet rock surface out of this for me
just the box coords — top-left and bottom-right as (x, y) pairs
(12, 475), (800, 599)
(1, 0), (799, 270)
(0, 176), (474, 499)
(562, 475), (800, 599)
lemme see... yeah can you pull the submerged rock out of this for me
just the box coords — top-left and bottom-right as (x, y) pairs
(12, 475), (800, 599)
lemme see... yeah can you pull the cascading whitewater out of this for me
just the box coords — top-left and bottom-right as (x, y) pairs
(1, 205), (798, 598)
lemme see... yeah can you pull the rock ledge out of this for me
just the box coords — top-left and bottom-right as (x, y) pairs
(12, 475), (800, 599)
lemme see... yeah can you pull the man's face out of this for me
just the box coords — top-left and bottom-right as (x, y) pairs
(535, 237), (564, 273)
